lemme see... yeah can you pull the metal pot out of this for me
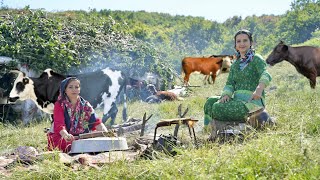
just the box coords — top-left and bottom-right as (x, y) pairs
(69, 137), (129, 154)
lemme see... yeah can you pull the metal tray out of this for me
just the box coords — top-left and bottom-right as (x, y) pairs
(69, 137), (128, 154)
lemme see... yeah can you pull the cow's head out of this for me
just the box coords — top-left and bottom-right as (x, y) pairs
(8, 70), (36, 103)
(266, 41), (289, 66)
(221, 56), (233, 72)
(0, 71), (16, 98)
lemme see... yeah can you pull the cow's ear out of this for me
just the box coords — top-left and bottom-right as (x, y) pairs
(216, 59), (223, 65)
(282, 44), (288, 51)
(23, 78), (29, 85)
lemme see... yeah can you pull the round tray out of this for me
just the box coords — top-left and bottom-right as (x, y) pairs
(69, 137), (128, 154)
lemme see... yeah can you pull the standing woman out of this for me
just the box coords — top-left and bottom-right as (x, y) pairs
(203, 29), (272, 131)
(47, 77), (108, 153)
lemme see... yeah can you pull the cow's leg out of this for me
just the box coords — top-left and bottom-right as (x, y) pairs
(122, 90), (127, 122)
(102, 103), (118, 126)
(183, 73), (190, 86)
(203, 75), (208, 85)
(305, 70), (317, 89)
(211, 73), (217, 85)
(207, 72), (215, 84)
(300, 69), (317, 89)
(203, 75), (212, 85)
(309, 75), (317, 89)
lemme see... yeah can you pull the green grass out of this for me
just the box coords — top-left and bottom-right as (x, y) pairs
(1, 61), (320, 179)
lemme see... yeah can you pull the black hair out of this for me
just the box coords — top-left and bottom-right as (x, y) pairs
(234, 29), (253, 48)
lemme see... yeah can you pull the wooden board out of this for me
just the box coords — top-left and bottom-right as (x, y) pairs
(78, 131), (116, 139)
(157, 118), (199, 128)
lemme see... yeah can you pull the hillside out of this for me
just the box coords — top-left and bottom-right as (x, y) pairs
(1, 59), (320, 178)
(1, 2), (320, 178)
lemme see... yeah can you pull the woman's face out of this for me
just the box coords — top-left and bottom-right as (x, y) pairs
(235, 33), (252, 55)
(65, 80), (80, 100)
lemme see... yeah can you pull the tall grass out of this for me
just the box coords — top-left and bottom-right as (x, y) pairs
(1, 61), (320, 179)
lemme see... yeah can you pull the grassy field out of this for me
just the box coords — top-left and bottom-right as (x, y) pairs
(1, 61), (320, 179)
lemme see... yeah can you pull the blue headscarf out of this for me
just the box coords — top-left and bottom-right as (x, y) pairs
(59, 77), (80, 99)
(237, 49), (255, 70)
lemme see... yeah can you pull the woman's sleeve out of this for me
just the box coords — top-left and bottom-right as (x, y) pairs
(221, 64), (235, 97)
(53, 102), (66, 133)
(255, 56), (272, 87)
(85, 101), (102, 131)
(88, 113), (102, 131)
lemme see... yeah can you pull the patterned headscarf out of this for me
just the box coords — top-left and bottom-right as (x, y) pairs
(57, 77), (94, 134)
(59, 77), (79, 100)
(237, 48), (255, 70)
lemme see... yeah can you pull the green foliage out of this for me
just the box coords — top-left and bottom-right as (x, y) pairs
(291, 0), (320, 10)
(311, 29), (320, 39)
(0, 9), (174, 84)
(277, 2), (320, 44)
(0, 9), (74, 72)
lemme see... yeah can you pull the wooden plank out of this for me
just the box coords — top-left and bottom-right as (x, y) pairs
(78, 131), (116, 139)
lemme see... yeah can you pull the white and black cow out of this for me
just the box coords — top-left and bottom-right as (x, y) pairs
(8, 68), (127, 125)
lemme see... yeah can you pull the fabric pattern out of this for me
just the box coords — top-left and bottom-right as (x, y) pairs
(58, 95), (95, 135)
(47, 77), (102, 153)
(203, 53), (272, 126)
(238, 49), (255, 70)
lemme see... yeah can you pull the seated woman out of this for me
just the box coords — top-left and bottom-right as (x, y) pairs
(47, 77), (108, 153)
(204, 29), (272, 134)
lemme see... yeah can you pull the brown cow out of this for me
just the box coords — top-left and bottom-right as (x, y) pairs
(266, 41), (320, 88)
(182, 55), (234, 85)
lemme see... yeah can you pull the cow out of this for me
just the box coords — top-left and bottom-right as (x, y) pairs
(167, 85), (187, 97)
(182, 55), (234, 86)
(266, 41), (320, 89)
(8, 68), (127, 125)
(144, 84), (183, 103)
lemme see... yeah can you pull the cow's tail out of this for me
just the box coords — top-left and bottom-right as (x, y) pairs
(122, 77), (127, 122)
(180, 59), (187, 84)
(181, 59), (186, 76)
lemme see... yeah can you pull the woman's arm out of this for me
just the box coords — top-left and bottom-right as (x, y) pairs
(250, 55), (272, 100)
(53, 102), (67, 133)
(255, 55), (272, 88)
(53, 102), (74, 141)
(59, 129), (74, 141)
(250, 82), (265, 100)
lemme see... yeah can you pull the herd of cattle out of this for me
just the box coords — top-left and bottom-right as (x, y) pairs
(1, 41), (320, 124)
(3, 68), (187, 124)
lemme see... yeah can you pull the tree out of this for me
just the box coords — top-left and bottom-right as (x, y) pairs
(291, 0), (320, 10)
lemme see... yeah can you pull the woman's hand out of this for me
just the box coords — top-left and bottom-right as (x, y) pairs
(219, 95), (230, 103)
(63, 133), (74, 142)
(60, 129), (74, 142)
(250, 90), (262, 100)
(96, 123), (108, 132)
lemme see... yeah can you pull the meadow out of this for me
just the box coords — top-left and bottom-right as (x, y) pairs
(1, 60), (320, 179)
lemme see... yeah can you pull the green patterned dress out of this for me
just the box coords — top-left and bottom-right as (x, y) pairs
(204, 54), (272, 126)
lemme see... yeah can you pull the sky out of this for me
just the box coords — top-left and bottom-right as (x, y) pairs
(3, 0), (294, 23)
